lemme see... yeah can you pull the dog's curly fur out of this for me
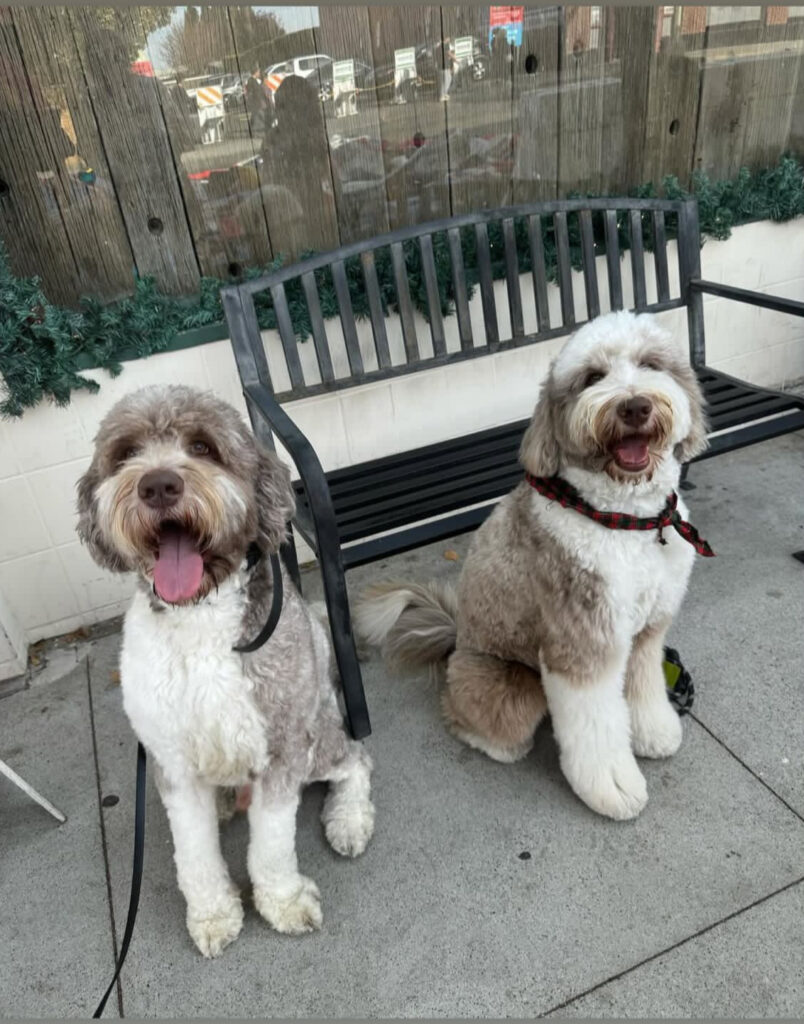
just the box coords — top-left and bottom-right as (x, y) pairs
(355, 312), (708, 819)
(77, 384), (374, 957)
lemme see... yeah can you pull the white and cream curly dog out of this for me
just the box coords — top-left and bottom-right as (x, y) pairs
(77, 385), (374, 957)
(356, 311), (710, 822)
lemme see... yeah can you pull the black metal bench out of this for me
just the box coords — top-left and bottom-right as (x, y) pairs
(222, 198), (804, 741)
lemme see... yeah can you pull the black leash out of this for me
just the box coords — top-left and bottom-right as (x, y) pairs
(232, 553), (284, 654)
(93, 550), (283, 1016)
(93, 742), (146, 1018)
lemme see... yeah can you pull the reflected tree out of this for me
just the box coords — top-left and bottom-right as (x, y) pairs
(78, 7), (174, 61)
(163, 6), (283, 76)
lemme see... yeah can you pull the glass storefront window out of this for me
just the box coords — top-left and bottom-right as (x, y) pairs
(1, 5), (802, 304)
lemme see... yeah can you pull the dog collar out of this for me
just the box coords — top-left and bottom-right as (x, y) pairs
(525, 474), (715, 557)
(233, 547), (285, 653)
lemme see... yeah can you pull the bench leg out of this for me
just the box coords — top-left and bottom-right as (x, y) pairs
(679, 463), (696, 491)
(318, 545), (371, 741)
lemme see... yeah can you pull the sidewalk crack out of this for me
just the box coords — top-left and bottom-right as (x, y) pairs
(539, 876), (804, 1018)
(690, 713), (804, 824)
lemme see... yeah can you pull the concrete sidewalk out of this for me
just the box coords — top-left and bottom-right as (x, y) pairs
(2, 433), (803, 1018)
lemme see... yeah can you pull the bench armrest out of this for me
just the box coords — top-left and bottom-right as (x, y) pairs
(243, 382), (336, 548)
(243, 382), (371, 740)
(245, 385), (327, 495)
(690, 279), (804, 318)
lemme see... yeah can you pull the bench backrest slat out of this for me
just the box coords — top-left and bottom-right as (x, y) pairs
(390, 242), (420, 364)
(629, 210), (648, 311)
(554, 211), (575, 328)
(419, 233), (447, 357)
(301, 272), (336, 384)
(475, 221), (500, 348)
(579, 209), (600, 320)
(360, 251), (393, 370)
(652, 210), (670, 303)
(604, 210), (624, 311)
(223, 198), (700, 402)
(331, 259), (364, 377)
(503, 218), (525, 339)
(271, 283), (306, 392)
(448, 227), (474, 351)
(528, 214), (551, 333)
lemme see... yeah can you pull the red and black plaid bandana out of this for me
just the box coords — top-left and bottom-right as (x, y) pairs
(525, 474), (715, 557)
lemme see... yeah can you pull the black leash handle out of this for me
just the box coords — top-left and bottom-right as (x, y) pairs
(94, 742), (147, 1018)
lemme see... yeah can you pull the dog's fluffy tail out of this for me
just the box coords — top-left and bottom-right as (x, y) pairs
(353, 580), (458, 670)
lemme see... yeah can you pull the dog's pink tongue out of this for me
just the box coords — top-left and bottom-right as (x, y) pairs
(614, 437), (649, 467)
(153, 526), (203, 603)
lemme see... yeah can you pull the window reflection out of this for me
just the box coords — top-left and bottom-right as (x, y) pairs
(0, 5), (801, 303)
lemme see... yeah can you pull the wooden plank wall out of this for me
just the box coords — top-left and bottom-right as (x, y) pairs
(1, 5), (802, 307)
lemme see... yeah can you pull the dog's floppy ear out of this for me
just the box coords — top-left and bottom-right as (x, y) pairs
(519, 378), (560, 477)
(76, 461), (128, 572)
(673, 363), (709, 463)
(255, 446), (296, 553)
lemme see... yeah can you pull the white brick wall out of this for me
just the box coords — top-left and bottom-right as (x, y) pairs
(1, 218), (802, 677)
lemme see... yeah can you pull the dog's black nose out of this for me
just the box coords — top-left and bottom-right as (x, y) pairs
(618, 396), (653, 428)
(138, 469), (184, 509)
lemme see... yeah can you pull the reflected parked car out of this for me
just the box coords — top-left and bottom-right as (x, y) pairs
(372, 39), (489, 100)
(265, 54), (332, 80)
(316, 59), (375, 103)
(221, 72), (245, 109)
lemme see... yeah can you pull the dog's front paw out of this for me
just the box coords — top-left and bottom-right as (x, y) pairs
(253, 875), (322, 935)
(186, 894), (244, 958)
(562, 750), (648, 821)
(631, 697), (683, 759)
(323, 796), (375, 858)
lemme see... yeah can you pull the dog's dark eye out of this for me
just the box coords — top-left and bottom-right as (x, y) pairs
(583, 371), (605, 389)
(640, 358), (661, 371)
(122, 445), (139, 461)
(189, 440), (211, 457)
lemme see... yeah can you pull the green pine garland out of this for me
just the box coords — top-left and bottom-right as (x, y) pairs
(2, 155), (803, 418)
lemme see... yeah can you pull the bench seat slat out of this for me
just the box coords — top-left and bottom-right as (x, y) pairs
(705, 384), (755, 406)
(340, 507), (496, 570)
(335, 460), (524, 531)
(334, 469), (524, 543)
(707, 390), (797, 417)
(324, 419), (526, 489)
(703, 380), (740, 397)
(329, 432), (528, 512)
(708, 394), (799, 432)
